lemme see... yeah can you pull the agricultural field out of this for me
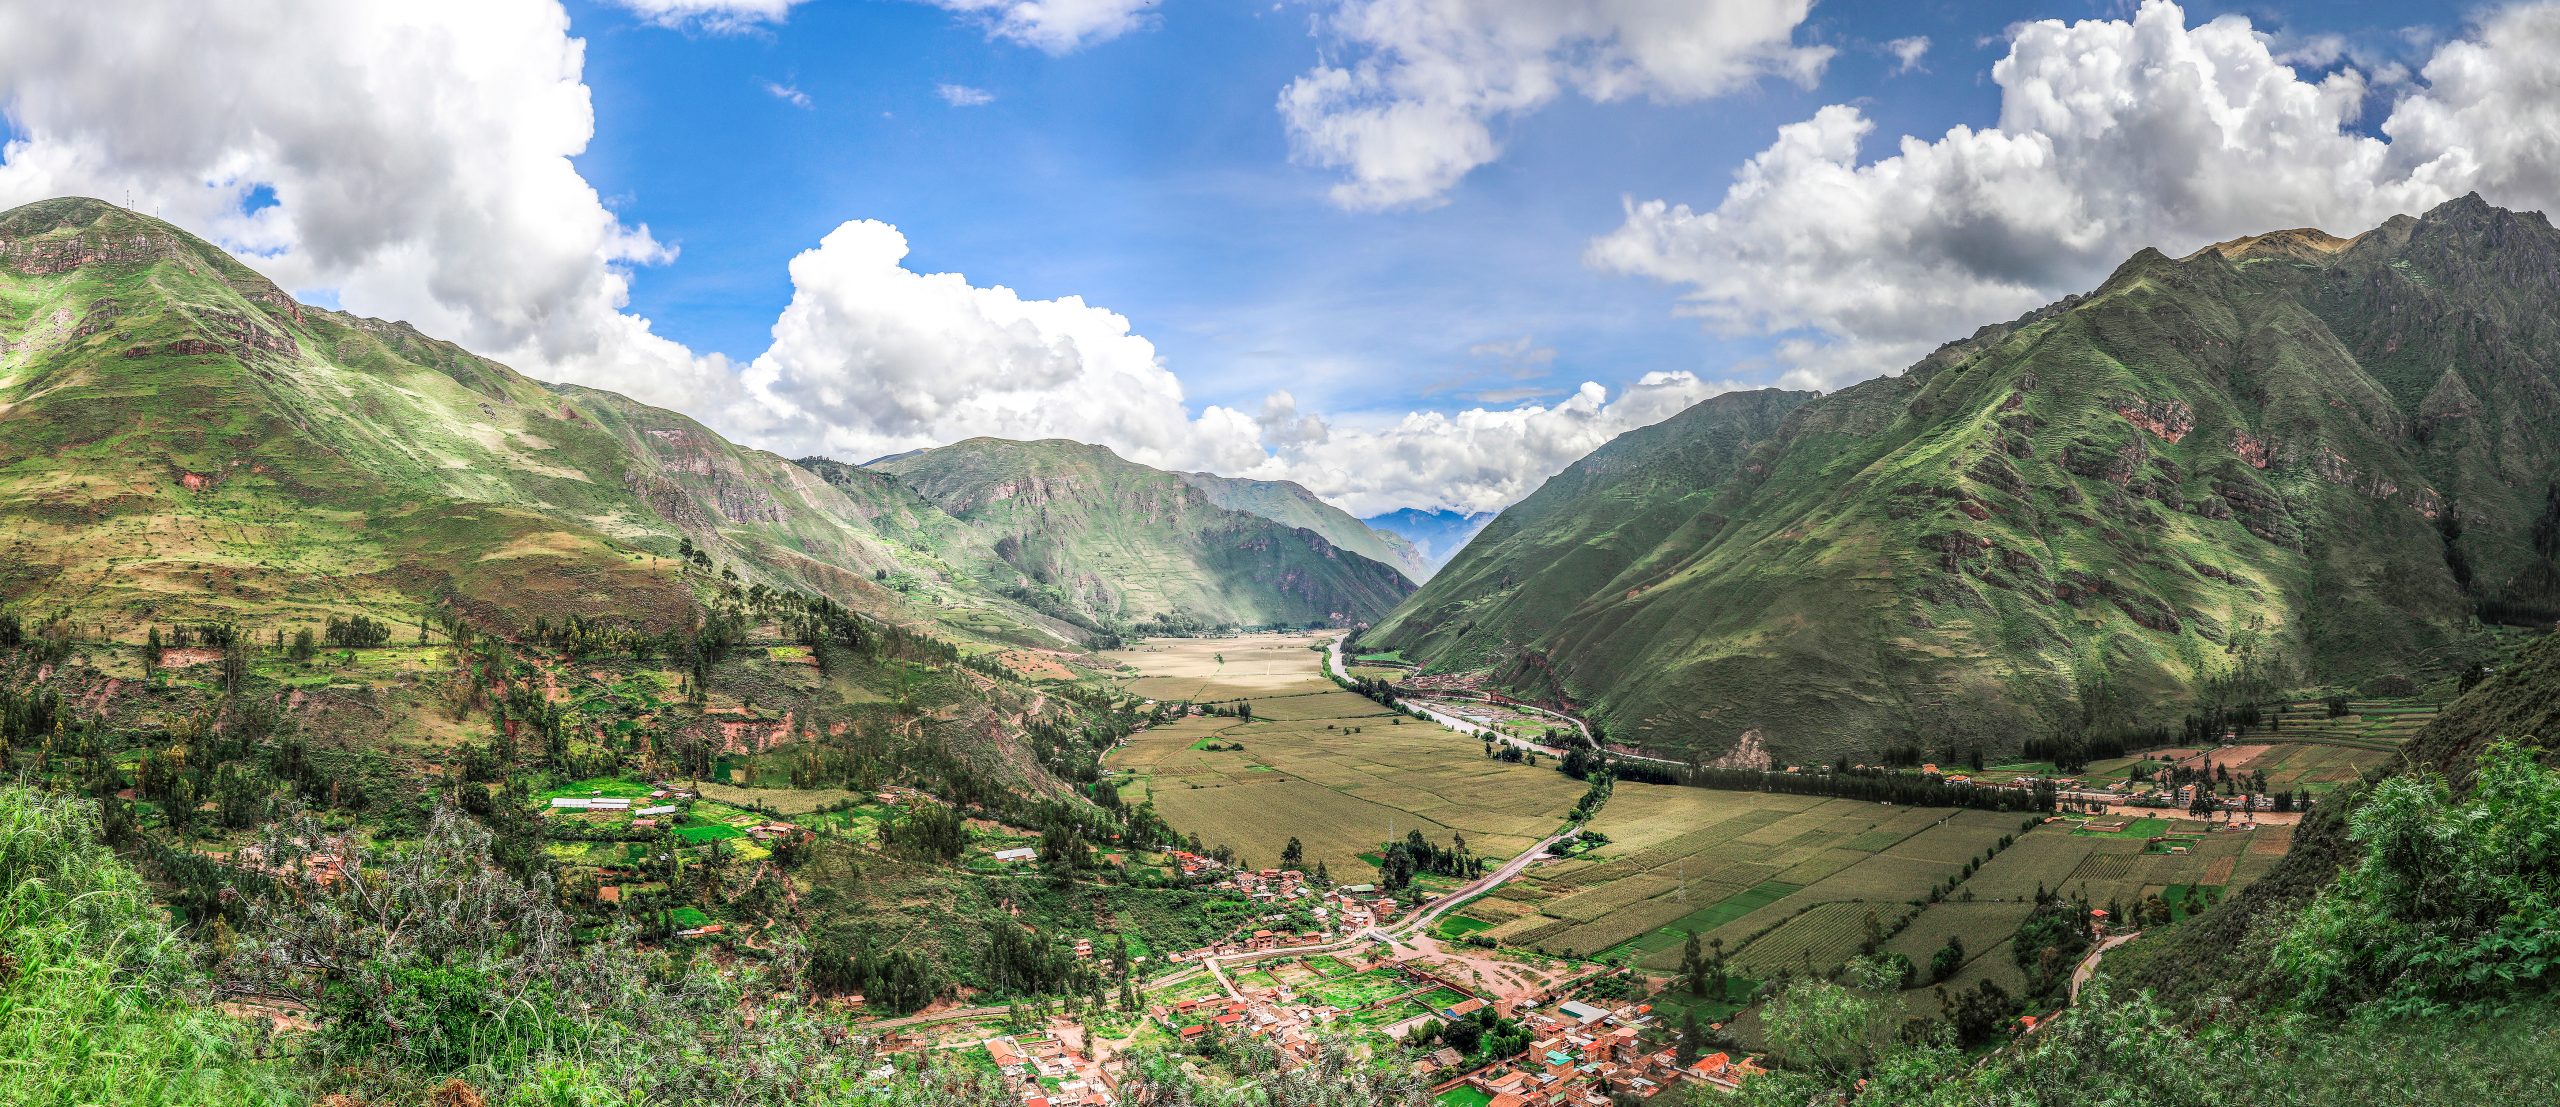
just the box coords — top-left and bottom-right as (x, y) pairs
(2224, 740), (2396, 793)
(1303, 967), (1417, 1011)
(1107, 634), (1340, 703)
(1967, 696), (2434, 797)
(1103, 635), (1584, 872)
(1486, 784), (2041, 968)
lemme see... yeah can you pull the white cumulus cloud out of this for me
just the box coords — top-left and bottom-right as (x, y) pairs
(921, 0), (1166, 54)
(1590, 0), (2560, 390)
(1242, 372), (1735, 516)
(718, 219), (1711, 515)
(0, 0), (730, 411)
(726, 219), (1267, 473)
(937, 83), (998, 107)
(1280, 0), (1831, 209)
(0, 0), (1833, 519)
(607, 0), (807, 31)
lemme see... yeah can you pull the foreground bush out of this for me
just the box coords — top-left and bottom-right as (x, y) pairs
(0, 787), (295, 1106)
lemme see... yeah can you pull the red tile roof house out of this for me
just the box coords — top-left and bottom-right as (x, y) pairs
(986, 1039), (1029, 1072)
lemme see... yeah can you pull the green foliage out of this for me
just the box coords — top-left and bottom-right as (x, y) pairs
(1745, 978), (2560, 1107)
(0, 787), (297, 1106)
(2276, 739), (2560, 1016)
(2010, 894), (2093, 1000)
(879, 799), (968, 860)
(1752, 957), (1912, 1085)
(1927, 935), (1966, 984)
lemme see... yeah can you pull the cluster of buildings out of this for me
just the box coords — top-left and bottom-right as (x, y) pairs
(1164, 848), (1228, 878)
(1916, 766), (2283, 818)
(546, 785), (811, 842)
(1447, 1000), (1764, 1103)
(1151, 994), (1324, 1063)
(1153, 870), (1412, 963)
(551, 784), (698, 814)
(229, 834), (356, 888)
(980, 1033), (1116, 1107)
(1227, 869), (1406, 938)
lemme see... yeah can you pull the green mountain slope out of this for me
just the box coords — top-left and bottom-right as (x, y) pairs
(1175, 469), (1429, 581)
(870, 437), (1414, 631)
(0, 196), (1075, 648)
(1371, 195), (2560, 763)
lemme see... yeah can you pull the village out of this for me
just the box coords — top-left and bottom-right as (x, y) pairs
(931, 852), (1776, 1107)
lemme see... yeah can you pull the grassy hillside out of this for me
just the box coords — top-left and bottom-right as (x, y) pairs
(0, 196), (1078, 651)
(1176, 468), (1428, 581)
(870, 437), (1414, 632)
(1373, 195), (2560, 764)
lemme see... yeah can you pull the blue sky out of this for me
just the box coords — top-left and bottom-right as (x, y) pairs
(568, 0), (2448, 427)
(4, 0), (2540, 515)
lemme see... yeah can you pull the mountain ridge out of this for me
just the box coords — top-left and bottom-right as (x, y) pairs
(865, 436), (1414, 632)
(1369, 194), (2560, 764)
(0, 195), (1087, 650)
(1173, 468), (1430, 581)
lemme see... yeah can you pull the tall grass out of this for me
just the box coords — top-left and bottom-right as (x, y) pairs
(0, 786), (297, 1106)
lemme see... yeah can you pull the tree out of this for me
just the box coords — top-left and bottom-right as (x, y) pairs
(1929, 935), (1966, 983)
(1756, 958), (1908, 1084)
(220, 633), (250, 693)
(2013, 896), (2094, 1000)
(1947, 979), (2018, 1047)
(1680, 931), (1709, 996)
(1281, 836), (1304, 871)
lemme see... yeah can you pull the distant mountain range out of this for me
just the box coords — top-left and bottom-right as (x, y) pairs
(858, 438), (1412, 633)
(1176, 470), (1429, 581)
(1368, 195), (2560, 764)
(1363, 508), (1496, 572)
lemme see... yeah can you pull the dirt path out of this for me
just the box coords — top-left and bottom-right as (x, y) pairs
(2071, 931), (2141, 1002)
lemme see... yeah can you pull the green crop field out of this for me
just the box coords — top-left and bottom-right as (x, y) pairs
(1499, 784), (2038, 967)
(675, 824), (742, 843)
(1431, 914), (1496, 940)
(1732, 901), (1915, 976)
(1496, 788), (2294, 990)
(1304, 968), (1413, 1011)
(2074, 816), (2171, 839)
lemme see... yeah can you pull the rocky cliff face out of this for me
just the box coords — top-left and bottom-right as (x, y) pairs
(1371, 195), (2560, 764)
